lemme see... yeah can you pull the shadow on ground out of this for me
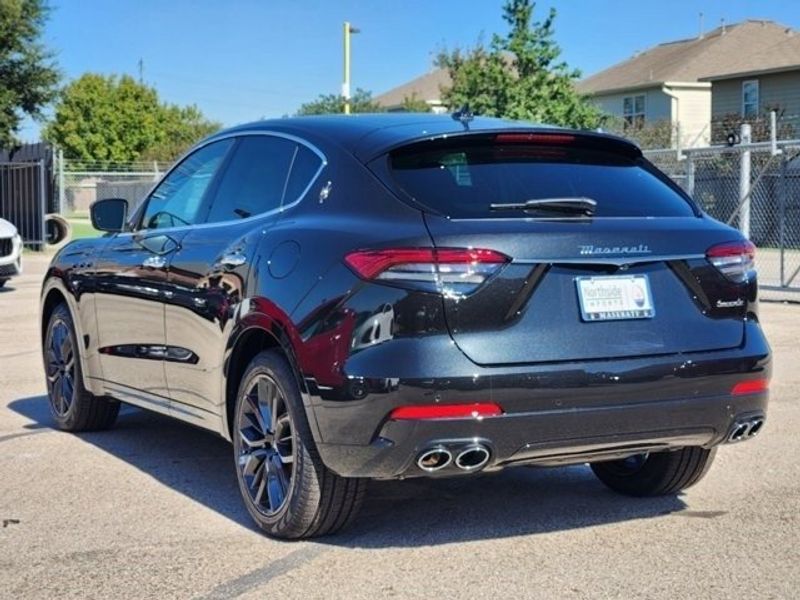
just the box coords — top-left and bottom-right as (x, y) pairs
(9, 395), (686, 547)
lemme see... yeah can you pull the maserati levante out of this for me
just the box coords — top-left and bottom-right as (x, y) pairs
(40, 114), (770, 539)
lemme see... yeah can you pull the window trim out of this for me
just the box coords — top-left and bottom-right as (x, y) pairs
(742, 79), (760, 117)
(623, 94), (646, 126)
(126, 130), (328, 235)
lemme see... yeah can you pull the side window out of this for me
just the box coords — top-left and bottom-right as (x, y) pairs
(140, 140), (233, 230)
(205, 136), (296, 223)
(284, 144), (324, 205)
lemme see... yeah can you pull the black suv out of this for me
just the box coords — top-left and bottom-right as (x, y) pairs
(41, 114), (770, 539)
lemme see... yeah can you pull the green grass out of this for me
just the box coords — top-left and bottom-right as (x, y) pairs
(67, 217), (100, 240)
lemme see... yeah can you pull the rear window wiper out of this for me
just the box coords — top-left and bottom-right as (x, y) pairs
(489, 197), (597, 216)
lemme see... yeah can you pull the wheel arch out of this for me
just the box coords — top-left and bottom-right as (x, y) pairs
(41, 287), (68, 344)
(222, 318), (317, 443)
(40, 281), (105, 397)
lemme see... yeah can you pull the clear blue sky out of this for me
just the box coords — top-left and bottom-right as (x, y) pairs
(19, 0), (800, 140)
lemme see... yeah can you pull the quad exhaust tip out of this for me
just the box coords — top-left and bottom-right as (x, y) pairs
(416, 447), (453, 472)
(416, 443), (492, 472)
(727, 417), (765, 443)
(454, 445), (491, 471)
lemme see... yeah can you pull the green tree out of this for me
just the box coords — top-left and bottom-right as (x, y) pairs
(400, 93), (432, 113)
(140, 104), (221, 162)
(296, 88), (384, 115)
(44, 73), (220, 164)
(0, 0), (59, 147)
(437, 0), (600, 128)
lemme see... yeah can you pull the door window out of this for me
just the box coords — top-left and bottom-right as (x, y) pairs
(140, 139), (233, 230)
(205, 135), (297, 223)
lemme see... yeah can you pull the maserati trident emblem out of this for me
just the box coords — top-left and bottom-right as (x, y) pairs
(579, 244), (652, 256)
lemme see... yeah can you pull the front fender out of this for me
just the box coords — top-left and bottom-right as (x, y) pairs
(40, 256), (106, 397)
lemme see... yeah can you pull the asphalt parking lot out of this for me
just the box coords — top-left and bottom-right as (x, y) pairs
(1, 253), (798, 599)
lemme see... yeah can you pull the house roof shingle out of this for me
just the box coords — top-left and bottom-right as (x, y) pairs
(577, 20), (800, 94)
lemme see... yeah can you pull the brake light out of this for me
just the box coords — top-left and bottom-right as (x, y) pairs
(706, 240), (756, 283)
(495, 133), (576, 145)
(731, 379), (769, 395)
(344, 248), (509, 296)
(389, 403), (503, 420)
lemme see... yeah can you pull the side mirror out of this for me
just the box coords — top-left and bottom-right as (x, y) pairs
(90, 198), (128, 233)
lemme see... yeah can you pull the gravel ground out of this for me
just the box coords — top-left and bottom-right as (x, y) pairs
(1, 253), (798, 599)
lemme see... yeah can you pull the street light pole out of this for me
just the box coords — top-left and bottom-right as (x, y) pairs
(343, 21), (360, 114)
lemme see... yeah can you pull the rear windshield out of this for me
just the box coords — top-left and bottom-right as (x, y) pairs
(388, 138), (696, 218)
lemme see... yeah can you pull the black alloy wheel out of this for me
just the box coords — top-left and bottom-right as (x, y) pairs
(232, 350), (366, 539)
(236, 374), (295, 515)
(43, 303), (119, 431)
(45, 317), (76, 417)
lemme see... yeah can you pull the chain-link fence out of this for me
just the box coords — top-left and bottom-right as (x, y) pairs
(645, 138), (800, 302)
(57, 156), (171, 217)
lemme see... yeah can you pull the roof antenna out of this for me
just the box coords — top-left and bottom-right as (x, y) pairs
(452, 104), (474, 126)
(698, 12), (704, 39)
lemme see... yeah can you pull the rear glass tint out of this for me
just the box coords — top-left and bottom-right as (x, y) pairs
(389, 138), (696, 218)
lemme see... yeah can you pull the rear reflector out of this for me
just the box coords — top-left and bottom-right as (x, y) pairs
(344, 247), (509, 296)
(731, 379), (769, 396)
(707, 240), (756, 283)
(389, 403), (503, 420)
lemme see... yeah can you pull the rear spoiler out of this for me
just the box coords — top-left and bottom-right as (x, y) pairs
(369, 129), (642, 163)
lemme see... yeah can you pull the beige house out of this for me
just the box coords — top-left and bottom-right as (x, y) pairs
(374, 69), (450, 113)
(578, 20), (800, 148)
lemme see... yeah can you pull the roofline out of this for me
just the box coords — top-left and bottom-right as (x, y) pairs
(700, 64), (800, 81)
(377, 98), (446, 109)
(581, 80), (710, 96)
(662, 81), (712, 89)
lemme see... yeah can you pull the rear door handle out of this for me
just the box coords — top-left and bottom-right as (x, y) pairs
(142, 255), (167, 269)
(218, 252), (247, 269)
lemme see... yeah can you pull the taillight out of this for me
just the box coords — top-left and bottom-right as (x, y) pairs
(706, 240), (756, 283)
(344, 248), (509, 296)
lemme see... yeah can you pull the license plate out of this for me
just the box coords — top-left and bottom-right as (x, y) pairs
(576, 275), (655, 322)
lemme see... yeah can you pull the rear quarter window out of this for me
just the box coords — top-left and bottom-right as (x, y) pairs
(388, 138), (696, 219)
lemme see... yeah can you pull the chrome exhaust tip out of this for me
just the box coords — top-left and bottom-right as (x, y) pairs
(416, 447), (453, 472)
(727, 416), (766, 443)
(454, 444), (491, 471)
(728, 423), (751, 443)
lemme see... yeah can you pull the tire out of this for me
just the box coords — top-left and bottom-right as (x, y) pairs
(590, 446), (717, 497)
(44, 303), (119, 431)
(232, 349), (366, 539)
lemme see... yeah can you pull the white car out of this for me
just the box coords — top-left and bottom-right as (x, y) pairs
(0, 218), (22, 288)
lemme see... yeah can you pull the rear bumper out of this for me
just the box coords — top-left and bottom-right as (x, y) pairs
(305, 320), (771, 479)
(317, 392), (767, 478)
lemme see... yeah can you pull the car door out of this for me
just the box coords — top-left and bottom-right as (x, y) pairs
(163, 134), (324, 429)
(93, 139), (234, 406)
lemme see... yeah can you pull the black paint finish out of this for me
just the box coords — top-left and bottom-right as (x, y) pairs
(40, 114), (770, 479)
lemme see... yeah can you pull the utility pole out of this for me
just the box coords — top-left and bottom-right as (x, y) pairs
(342, 22), (360, 114)
(138, 58), (144, 84)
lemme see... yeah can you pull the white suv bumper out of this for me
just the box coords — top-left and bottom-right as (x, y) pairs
(0, 233), (23, 279)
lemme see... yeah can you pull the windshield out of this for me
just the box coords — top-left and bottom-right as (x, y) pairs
(389, 138), (696, 219)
